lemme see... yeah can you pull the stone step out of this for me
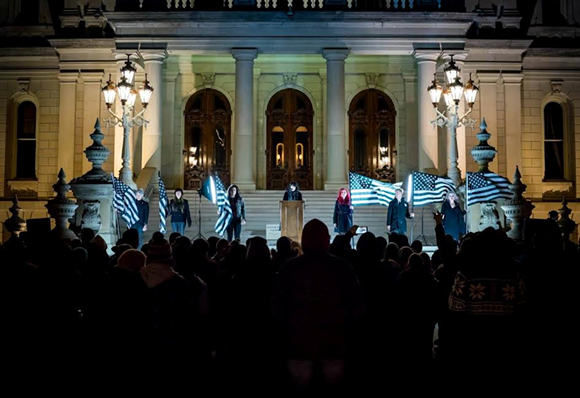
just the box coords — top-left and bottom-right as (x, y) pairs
(142, 190), (438, 244)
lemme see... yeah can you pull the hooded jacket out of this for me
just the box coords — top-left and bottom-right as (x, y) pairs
(283, 182), (303, 201)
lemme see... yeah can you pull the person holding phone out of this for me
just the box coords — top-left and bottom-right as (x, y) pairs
(387, 188), (414, 235)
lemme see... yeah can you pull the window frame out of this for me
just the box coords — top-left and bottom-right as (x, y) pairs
(7, 93), (40, 181)
(541, 95), (574, 182)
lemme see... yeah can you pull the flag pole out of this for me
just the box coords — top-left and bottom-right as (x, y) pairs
(465, 172), (469, 233)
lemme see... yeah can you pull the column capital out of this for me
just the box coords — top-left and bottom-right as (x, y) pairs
(141, 50), (168, 64)
(413, 50), (439, 63)
(232, 48), (258, 62)
(322, 48), (349, 62)
(502, 73), (524, 85)
(81, 71), (104, 83)
(477, 72), (501, 84)
(58, 71), (80, 84)
(113, 51), (139, 63)
(441, 51), (469, 63)
(163, 70), (180, 83)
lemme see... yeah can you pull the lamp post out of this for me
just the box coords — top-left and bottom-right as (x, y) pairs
(102, 55), (154, 189)
(426, 55), (479, 188)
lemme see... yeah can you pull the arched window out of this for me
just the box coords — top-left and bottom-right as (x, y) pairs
(16, 101), (37, 179)
(543, 102), (565, 180)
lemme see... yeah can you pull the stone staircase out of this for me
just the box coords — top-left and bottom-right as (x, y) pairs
(144, 190), (438, 245)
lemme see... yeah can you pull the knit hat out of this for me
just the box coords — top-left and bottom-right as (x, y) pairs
(118, 249), (147, 273)
(147, 235), (172, 263)
(91, 235), (108, 252)
(301, 218), (330, 254)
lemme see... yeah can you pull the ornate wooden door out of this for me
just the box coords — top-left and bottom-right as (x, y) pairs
(266, 89), (314, 190)
(348, 89), (397, 182)
(183, 89), (232, 189)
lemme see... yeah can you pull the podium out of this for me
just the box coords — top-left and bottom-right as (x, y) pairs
(280, 200), (305, 242)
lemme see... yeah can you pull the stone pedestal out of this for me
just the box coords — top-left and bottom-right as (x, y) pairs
(70, 119), (117, 247)
(3, 195), (27, 241)
(557, 197), (578, 244)
(470, 119), (501, 231)
(501, 166), (534, 241)
(45, 169), (78, 241)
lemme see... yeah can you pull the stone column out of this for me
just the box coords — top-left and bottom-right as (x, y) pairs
(162, 70), (179, 187)
(319, 68), (327, 190)
(253, 67), (261, 188)
(504, 74), (523, 178)
(141, 51), (168, 175)
(58, 72), (79, 179)
(81, 72), (104, 175)
(323, 48), (349, 190)
(478, 72), (500, 167)
(232, 48), (258, 190)
(403, 72), (418, 177)
(414, 51), (440, 173)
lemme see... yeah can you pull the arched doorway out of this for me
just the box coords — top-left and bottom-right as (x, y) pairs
(266, 89), (314, 190)
(348, 89), (397, 182)
(183, 89), (232, 189)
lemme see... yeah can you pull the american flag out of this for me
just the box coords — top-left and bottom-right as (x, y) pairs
(349, 172), (402, 206)
(111, 174), (140, 227)
(412, 171), (456, 207)
(158, 172), (169, 234)
(201, 174), (232, 237)
(466, 172), (513, 206)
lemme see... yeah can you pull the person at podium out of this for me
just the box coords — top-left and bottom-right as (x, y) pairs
(283, 181), (302, 201)
(333, 188), (353, 235)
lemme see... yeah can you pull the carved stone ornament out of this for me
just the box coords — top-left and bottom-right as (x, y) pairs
(365, 73), (380, 89)
(80, 200), (102, 233)
(17, 78), (30, 92)
(551, 79), (564, 94)
(283, 73), (298, 87)
(202, 73), (216, 88)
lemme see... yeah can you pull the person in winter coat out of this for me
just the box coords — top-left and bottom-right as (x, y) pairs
(169, 189), (192, 236)
(440, 192), (466, 241)
(333, 188), (353, 235)
(283, 181), (303, 201)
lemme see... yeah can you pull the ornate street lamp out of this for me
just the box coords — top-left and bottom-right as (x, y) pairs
(427, 55), (479, 188)
(101, 55), (154, 189)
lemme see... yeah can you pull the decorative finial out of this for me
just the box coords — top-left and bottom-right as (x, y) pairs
(480, 118), (487, 131)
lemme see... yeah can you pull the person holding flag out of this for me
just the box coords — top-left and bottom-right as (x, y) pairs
(133, 188), (149, 249)
(221, 184), (246, 242)
(387, 188), (414, 235)
(168, 188), (192, 236)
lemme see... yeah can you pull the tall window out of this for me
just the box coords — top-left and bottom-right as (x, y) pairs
(543, 102), (565, 180)
(16, 101), (37, 179)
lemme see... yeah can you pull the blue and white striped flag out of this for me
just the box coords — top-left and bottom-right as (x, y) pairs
(349, 172), (402, 206)
(466, 172), (513, 207)
(412, 171), (456, 207)
(201, 174), (232, 237)
(214, 175), (232, 236)
(158, 172), (169, 234)
(111, 174), (140, 227)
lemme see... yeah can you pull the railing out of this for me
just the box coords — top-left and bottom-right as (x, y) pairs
(118, 0), (447, 12)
